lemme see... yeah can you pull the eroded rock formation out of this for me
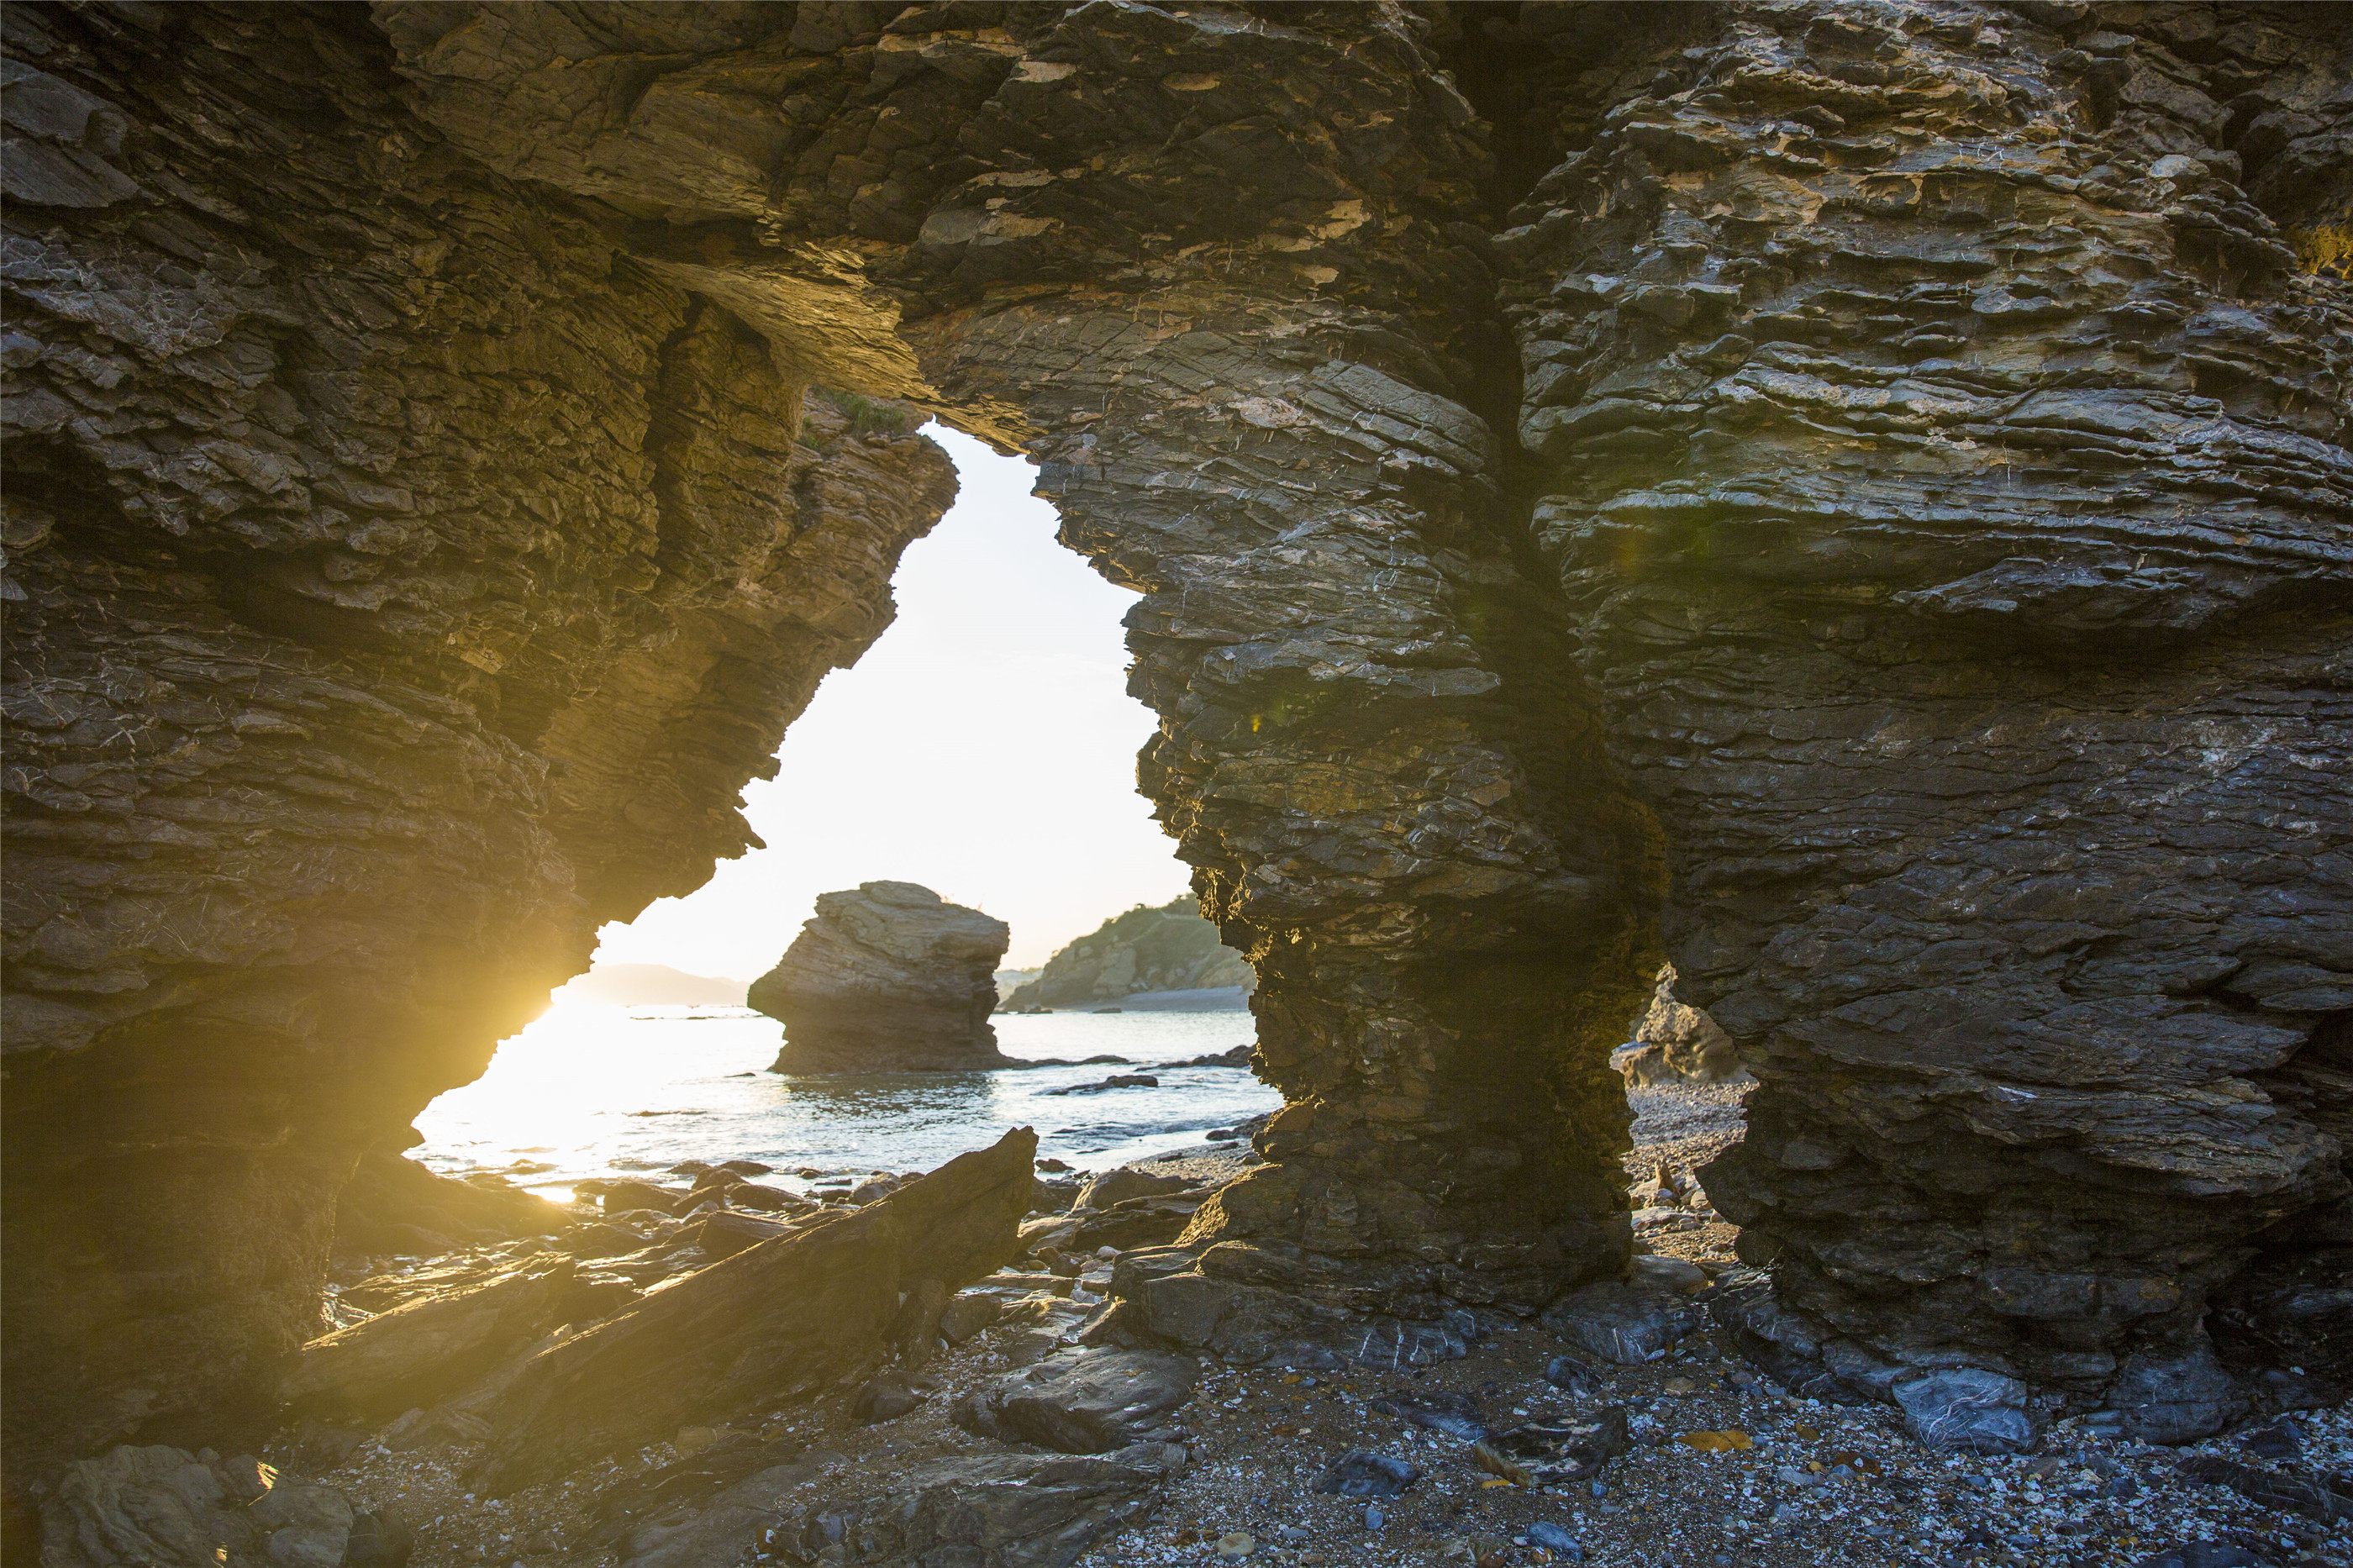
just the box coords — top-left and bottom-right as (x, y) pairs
(1000, 895), (1254, 1010)
(1616, 964), (1744, 1085)
(1492, 1), (2353, 1433)
(751, 880), (1012, 1071)
(3, 0), (2348, 1486)
(478, 1129), (1037, 1494)
(0, 1), (954, 1482)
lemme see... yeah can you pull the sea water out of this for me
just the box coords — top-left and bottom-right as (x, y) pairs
(410, 997), (1278, 1199)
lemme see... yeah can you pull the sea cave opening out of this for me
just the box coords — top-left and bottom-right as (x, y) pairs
(7, 2), (2347, 1555)
(396, 424), (1287, 1229)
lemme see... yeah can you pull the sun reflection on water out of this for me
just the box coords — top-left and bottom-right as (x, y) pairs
(412, 998), (1276, 1196)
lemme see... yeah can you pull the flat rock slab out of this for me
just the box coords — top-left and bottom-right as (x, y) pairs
(1540, 1281), (1702, 1365)
(282, 1255), (576, 1422)
(478, 1131), (1035, 1493)
(759, 1445), (1189, 1568)
(954, 1349), (1199, 1453)
(616, 1447), (845, 1568)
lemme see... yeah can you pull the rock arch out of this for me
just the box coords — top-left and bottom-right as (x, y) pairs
(3, 0), (2347, 1486)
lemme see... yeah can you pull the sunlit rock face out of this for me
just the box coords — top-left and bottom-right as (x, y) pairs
(380, 0), (1662, 1333)
(0, 3), (953, 1477)
(3, 0), (2347, 1482)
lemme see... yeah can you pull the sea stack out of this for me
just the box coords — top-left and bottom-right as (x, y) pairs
(753, 882), (1013, 1072)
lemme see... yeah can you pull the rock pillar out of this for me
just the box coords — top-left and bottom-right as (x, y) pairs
(1496, 1), (2353, 1425)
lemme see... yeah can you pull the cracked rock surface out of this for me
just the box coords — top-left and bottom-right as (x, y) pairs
(3, 0), (2348, 1503)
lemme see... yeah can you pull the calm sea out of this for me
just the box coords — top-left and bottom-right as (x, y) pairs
(411, 999), (1277, 1200)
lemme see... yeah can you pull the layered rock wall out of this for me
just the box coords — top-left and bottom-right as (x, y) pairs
(382, 0), (1662, 1329)
(1, 1), (952, 1477)
(1487, 0), (2352, 1424)
(3, 0), (2347, 1483)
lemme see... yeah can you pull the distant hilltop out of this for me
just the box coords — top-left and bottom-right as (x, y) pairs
(1002, 897), (1254, 1012)
(556, 963), (749, 1008)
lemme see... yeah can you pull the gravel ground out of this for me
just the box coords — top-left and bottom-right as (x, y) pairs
(294, 1083), (2352, 1568)
(1622, 1078), (1753, 1182)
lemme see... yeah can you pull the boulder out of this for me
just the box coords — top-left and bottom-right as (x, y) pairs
(940, 1292), (1005, 1344)
(1892, 1368), (2035, 1454)
(1540, 1282), (1702, 1365)
(280, 1254), (578, 1422)
(853, 1371), (929, 1425)
(752, 882), (1013, 1071)
(1074, 1167), (1192, 1211)
(1368, 1388), (1486, 1441)
(1484, 1409), (1631, 1484)
(1613, 965), (1743, 1086)
(678, 1211), (795, 1261)
(1311, 1452), (1422, 1497)
(1067, 1196), (1206, 1255)
(951, 1350), (1198, 1452)
(39, 1445), (392, 1568)
(477, 1129), (1038, 1493)
(602, 1181), (690, 1216)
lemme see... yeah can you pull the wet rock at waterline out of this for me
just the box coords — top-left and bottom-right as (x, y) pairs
(752, 883), (1013, 1072)
(477, 1130), (1036, 1493)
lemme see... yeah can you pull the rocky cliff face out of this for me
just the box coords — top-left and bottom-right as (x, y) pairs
(1002, 896), (1254, 1010)
(1492, 0), (2353, 1428)
(3, 0), (2347, 1482)
(0, 2), (953, 1482)
(751, 881), (1012, 1071)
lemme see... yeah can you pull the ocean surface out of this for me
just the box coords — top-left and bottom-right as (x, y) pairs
(411, 998), (1278, 1200)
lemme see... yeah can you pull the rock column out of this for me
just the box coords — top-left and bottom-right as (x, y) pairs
(1496, 2), (2353, 1428)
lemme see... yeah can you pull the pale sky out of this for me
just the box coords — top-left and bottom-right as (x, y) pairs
(588, 426), (1192, 978)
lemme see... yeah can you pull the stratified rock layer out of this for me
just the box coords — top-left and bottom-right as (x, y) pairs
(479, 1130), (1037, 1494)
(3, 0), (2347, 1486)
(751, 881), (1012, 1072)
(1490, 1), (2351, 1422)
(1001, 896), (1253, 1011)
(1, 2), (953, 1484)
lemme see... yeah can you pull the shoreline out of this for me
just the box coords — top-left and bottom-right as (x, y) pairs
(273, 1081), (2347, 1568)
